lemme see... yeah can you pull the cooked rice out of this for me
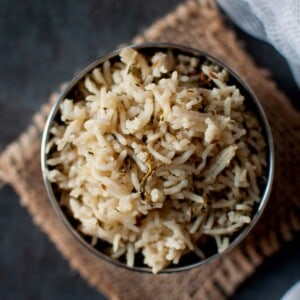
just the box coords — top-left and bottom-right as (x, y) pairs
(46, 48), (267, 273)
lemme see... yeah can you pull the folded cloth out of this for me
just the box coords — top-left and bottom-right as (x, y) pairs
(217, 0), (300, 88)
(282, 281), (300, 300)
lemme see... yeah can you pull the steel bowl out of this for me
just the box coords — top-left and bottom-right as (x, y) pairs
(41, 43), (274, 273)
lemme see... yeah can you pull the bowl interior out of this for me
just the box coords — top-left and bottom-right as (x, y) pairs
(41, 43), (274, 273)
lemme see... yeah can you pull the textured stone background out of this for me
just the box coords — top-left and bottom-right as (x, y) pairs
(0, 1), (299, 299)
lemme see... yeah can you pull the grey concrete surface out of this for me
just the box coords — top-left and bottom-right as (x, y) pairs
(0, 1), (299, 299)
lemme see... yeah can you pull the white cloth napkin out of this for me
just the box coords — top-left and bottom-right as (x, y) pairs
(217, 0), (300, 88)
(282, 281), (300, 300)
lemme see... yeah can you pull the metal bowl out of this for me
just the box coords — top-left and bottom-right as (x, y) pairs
(41, 43), (274, 273)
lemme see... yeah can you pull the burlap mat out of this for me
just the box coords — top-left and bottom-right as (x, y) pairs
(0, 1), (299, 299)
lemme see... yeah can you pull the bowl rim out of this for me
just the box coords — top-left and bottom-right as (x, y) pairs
(41, 42), (275, 274)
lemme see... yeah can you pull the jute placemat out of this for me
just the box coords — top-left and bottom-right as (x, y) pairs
(0, 1), (299, 299)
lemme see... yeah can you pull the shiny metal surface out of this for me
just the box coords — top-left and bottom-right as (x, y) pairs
(41, 43), (275, 273)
